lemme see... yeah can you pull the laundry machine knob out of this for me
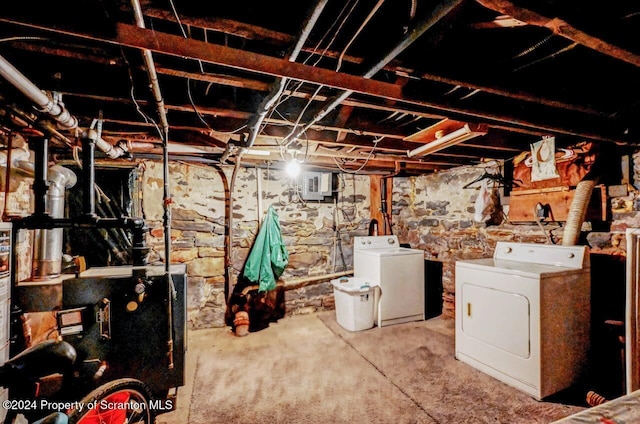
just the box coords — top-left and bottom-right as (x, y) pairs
(504, 247), (512, 253)
(387, 238), (395, 245)
(568, 252), (575, 258)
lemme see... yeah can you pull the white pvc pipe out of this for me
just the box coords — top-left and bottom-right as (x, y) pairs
(0, 54), (78, 130)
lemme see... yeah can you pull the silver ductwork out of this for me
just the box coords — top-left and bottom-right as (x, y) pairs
(32, 165), (77, 278)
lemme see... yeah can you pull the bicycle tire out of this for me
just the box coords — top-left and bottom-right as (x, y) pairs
(66, 378), (155, 424)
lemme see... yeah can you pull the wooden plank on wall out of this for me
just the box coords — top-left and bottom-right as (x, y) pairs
(508, 186), (606, 222)
(370, 175), (393, 235)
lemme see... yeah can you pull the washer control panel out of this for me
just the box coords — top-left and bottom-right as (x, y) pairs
(354, 235), (401, 251)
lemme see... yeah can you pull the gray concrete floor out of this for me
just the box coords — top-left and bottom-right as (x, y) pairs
(156, 311), (584, 424)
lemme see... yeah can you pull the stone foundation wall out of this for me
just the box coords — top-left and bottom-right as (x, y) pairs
(140, 158), (640, 328)
(392, 167), (573, 318)
(140, 161), (371, 329)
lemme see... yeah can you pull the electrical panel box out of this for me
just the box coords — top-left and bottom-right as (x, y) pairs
(301, 171), (334, 201)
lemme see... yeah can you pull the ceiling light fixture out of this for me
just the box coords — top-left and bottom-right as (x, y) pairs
(406, 124), (486, 157)
(286, 159), (301, 177)
(284, 147), (302, 178)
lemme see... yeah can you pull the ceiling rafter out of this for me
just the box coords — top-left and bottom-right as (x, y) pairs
(0, 17), (629, 143)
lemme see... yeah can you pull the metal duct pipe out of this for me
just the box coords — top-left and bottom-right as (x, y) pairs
(32, 165), (77, 278)
(240, 0), (329, 150)
(0, 54), (78, 130)
(283, 0), (464, 146)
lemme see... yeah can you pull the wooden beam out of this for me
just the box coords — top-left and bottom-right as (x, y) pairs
(0, 18), (630, 142)
(369, 175), (394, 234)
(475, 0), (640, 68)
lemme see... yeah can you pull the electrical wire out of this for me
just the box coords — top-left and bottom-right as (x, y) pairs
(0, 36), (48, 43)
(332, 137), (381, 174)
(187, 78), (213, 130)
(336, 0), (386, 72)
(512, 34), (554, 59)
(168, 0), (188, 38)
(514, 42), (579, 72)
(120, 48), (164, 141)
(267, 0), (360, 127)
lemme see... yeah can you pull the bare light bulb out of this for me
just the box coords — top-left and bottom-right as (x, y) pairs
(286, 160), (301, 177)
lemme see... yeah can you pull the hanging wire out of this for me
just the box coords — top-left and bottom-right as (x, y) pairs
(459, 88), (481, 100)
(444, 85), (462, 96)
(187, 78), (214, 130)
(332, 137), (381, 174)
(269, 0), (360, 118)
(512, 33), (554, 59)
(514, 42), (579, 72)
(278, 85), (324, 144)
(120, 48), (164, 141)
(0, 36), (48, 43)
(336, 0), (386, 71)
(168, 0), (188, 38)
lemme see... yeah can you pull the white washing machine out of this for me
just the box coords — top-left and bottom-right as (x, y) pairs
(455, 241), (590, 400)
(354, 235), (424, 327)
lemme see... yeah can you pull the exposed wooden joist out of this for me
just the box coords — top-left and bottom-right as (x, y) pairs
(7, 38), (602, 126)
(57, 91), (411, 142)
(0, 18), (630, 143)
(475, 0), (640, 68)
(142, 7), (295, 45)
(141, 7), (607, 117)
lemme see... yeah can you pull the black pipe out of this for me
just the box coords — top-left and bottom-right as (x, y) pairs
(14, 215), (149, 265)
(81, 133), (97, 218)
(29, 137), (49, 216)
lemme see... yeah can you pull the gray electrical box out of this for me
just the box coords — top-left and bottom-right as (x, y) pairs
(301, 171), (333, 201)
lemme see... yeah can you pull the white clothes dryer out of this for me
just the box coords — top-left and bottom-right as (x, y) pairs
(455, 241), (590, 400)
(353, 235), (425, 327)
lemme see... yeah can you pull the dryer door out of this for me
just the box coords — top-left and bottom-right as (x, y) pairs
(460, 283), (530, 358)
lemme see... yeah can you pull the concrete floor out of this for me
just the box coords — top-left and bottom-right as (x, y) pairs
(156, 312), (585, 424)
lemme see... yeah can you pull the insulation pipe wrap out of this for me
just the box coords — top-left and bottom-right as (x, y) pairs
(562, 178), (599, 246)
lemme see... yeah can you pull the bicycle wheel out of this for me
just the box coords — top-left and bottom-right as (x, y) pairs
(66, 378), (155, 424)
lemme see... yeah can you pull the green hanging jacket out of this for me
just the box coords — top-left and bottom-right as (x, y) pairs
(243, 205), (289, 292)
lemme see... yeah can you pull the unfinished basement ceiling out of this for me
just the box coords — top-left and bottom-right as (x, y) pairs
(0, 0), (639, 175)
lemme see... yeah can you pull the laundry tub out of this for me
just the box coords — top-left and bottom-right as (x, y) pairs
(331, 277), (377, 331)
